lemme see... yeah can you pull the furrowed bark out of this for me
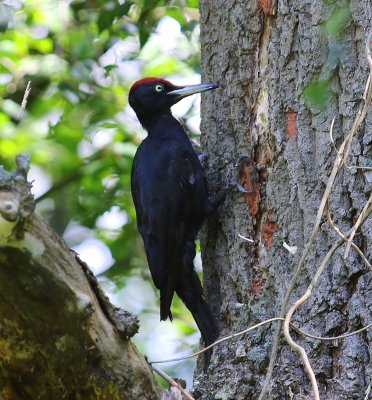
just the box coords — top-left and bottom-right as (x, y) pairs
(198, 1), (372, 399)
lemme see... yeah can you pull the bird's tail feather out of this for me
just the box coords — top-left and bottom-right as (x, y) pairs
(160, 290), (174, 321)
(176, 271), (219, 368)
(160, 231), (185, 322)
(190, 296), (219, 348)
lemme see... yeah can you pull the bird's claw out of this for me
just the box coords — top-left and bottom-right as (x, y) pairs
(236, 182), (252, 194)
(229, 176), (252, 194)
(198, 152), (208, 163)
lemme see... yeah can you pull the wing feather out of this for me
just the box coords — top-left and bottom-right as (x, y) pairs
(131, 138), (197, 320)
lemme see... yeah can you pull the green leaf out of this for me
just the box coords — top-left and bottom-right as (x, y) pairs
(187, 0), (199, 8)
(137, 0), (167, 48)
(166, 7), (187, 26)
(103, 64), (118, 74)
(324, 6), (351, 37)
(97, 2), (133, 32)
(303, 79), (332, 110)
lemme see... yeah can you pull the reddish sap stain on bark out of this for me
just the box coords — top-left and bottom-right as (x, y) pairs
(258, 0), (271, 14)
(286, 109), (298, 138)
(240, 161), (261, 216)
(262, 222), (277, 246)
(251, 278), (265, 296)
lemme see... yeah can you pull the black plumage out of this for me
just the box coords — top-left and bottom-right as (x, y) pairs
(129, 77), (223, 360)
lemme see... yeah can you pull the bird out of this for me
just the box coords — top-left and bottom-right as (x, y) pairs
(129, 77), (224, 364)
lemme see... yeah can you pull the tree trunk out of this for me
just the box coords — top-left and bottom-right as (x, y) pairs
(0, 155), (163, 399)
(1, 2), (371, 398)
(198, 1), (371, 399)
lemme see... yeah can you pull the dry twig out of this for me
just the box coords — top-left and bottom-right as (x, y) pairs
(364, 384), (371, 400)
(17, 80), (32, 118)
(149, 317), (372, 364)
(327, 208), (372, 270)
(343, 195), (372, 259)
(294, 322), (372, 342)
(150, 317), (283, 364)
(152, 364), (195, 400)
(238, 233), (255, 243)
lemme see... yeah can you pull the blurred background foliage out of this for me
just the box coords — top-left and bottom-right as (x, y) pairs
(303, 1), (351, 110)
(0, 0), (202, 384)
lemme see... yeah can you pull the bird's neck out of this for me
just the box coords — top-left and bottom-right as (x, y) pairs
(138, 111), (183, 136)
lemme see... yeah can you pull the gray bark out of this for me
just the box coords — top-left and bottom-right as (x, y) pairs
(198, 1), (371, 399)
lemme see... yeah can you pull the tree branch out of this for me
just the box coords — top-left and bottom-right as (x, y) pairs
(0, 156), (162, 399)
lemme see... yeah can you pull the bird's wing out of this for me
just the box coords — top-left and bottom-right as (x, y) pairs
(131, 139), (196, 320)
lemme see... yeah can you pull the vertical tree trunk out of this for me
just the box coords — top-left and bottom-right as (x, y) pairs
(198, 1), (371, 399)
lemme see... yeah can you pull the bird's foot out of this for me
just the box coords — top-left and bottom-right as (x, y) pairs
(229, 175), (253, 194)
(198, 152), (208, 163)
(209, 190), (226, 208)
(227, 156), (254, 193)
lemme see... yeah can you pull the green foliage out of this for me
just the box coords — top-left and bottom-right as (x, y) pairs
(303, 79), (332, 110)
(323, 4), (351, 38)
(303, 2), (350, 111)
(0, 0), (201, 382)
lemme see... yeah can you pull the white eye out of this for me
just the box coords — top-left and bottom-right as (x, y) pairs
(154, 84), (164, 92)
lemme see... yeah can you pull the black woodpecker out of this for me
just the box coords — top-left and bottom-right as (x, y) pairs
(129, 77), (223, 364)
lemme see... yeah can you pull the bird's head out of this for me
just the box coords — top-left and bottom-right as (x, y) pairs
(128, 77), (219, 121)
